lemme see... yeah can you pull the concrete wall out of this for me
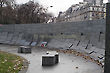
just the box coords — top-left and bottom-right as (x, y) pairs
(0, 19), (105, 68)
(0, 19), (105, 35)
(0, 19), (105, 49)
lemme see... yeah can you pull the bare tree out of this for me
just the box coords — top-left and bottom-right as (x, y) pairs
(17, 1), (52, 24)
(0, 0), (53, 24)
(0, 0), (16, 24)
(0, 0), (15, 7)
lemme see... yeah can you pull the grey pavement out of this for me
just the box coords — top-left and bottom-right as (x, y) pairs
(0, 45), (103, 73)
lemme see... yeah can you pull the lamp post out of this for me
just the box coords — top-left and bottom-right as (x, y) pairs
(104, 1), (110, 73)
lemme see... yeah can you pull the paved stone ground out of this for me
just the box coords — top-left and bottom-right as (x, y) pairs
(0, 45), (103, 73)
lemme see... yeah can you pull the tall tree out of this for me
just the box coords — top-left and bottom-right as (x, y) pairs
(0, 0), (16, 24)
(0, 0), (15, 7)
(0, 0), (53, 24)
(17, 1), (52, 24)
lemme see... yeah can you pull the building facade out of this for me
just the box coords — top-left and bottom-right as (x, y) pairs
(57, 0), (106, 22)
(84, 0), (103, 5)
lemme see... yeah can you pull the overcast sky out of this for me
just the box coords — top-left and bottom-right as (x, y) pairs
(16, 0), (108, 16)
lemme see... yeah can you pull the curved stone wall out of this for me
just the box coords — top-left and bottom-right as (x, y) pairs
(0, 19), (105, 34)
(0, 19), (105, 48)
(0, 19), (105, 68)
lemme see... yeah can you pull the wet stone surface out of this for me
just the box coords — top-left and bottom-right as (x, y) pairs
(0, 45), (103, 73)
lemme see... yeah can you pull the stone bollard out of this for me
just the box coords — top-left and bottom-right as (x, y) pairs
(55, 53), (59, 64)
(18, 46), (31, 53)
(46, 51), (59, 64)
(18, 47), (22, 53)
(42, 55), (56, 66)
(42, 51), (59, 66)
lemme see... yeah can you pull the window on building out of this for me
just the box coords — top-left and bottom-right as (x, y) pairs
(90, 7), (92, 11)
(84, 15), (87, 19)
(93, 7), (94, 10)
(101, 14), (104, 17)
(92, 13), (94, 16)
(97, 8), (99, 11)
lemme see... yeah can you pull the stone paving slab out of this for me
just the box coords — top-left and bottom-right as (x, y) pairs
(0, 32), (8, 43)
(5, 33), (13, 44)
(16, 36), (23, 45)
(10, 36), (19, 45)
(13, 33), (24, 45)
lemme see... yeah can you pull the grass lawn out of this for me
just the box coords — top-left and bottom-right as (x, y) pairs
(0, 51), (24, 73)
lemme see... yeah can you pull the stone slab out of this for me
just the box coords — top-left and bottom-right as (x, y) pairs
(10, 36), (18, 45)
(23, 42), (30, 46)
(5, 33), (13, 44)
(42, 55), (56, 66)
(18, 46), (31, 53)
(46, 51), (59, 64)
(19, 40), (26, 45)
(0, 32), (8, 43)
(31, 42), (37, 46)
